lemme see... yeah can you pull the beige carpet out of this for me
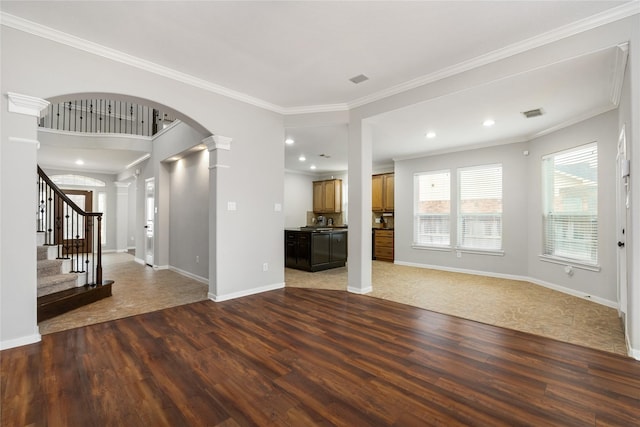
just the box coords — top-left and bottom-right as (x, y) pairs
(286, 261), (628, 356)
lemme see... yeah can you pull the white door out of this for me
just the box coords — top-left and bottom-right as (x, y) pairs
(616, 126), (629, 316)
(145, 178), (155, 266)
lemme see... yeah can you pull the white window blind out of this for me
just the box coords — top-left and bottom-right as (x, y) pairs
(542, 143), (597, 264)
(457, 164), (502, 250)
(414, 171), (450, 246)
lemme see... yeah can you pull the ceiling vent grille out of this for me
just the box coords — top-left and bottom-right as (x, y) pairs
(522, 108), (544, 118)
(349, 74), (369, 84)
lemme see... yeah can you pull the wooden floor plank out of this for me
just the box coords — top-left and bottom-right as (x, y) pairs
(2, 288), (639, 426)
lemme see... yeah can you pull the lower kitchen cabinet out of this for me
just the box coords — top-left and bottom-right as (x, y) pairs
(374, 229), (394, 262)
(285, 230), (347, 272)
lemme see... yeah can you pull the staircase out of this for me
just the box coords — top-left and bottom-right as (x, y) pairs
(37, 233), (112, 322)
(36, 166), (113, 322)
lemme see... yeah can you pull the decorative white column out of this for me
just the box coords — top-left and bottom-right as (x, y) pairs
(347, 119), (373, 294)
(203, 134), (232, 301)
(114, 182), (130, 253)
(1, 92), (49, 350)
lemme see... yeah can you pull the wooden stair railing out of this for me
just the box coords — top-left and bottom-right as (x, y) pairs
(37, 166), (104, 285)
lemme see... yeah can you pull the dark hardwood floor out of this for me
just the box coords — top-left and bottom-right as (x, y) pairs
(2, 288), (639, 426)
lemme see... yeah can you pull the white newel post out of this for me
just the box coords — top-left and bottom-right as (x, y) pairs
(203, 134), (232, 301)
(1, 92), (49, 349)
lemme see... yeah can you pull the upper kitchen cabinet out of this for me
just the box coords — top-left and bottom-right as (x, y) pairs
(372, 173), (394, 212)
(313, 179), (342, 213)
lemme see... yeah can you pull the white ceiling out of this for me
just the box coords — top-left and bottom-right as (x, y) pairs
(1, 1), (636, 173)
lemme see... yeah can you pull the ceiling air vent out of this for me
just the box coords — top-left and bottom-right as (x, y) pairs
(349, 74), (369, 84)
(522, 108), (544, 118)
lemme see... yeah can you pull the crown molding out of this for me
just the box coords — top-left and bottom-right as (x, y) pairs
(346, 2), (640, 110)
(6, 92), (49, 117)
(2, 2), (638, 116)
(0, 12), (284, 114)
(610, 42), (629, 106)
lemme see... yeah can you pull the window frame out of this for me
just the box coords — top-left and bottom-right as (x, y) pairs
(540, 142), (599, 270)
(413, 169), (452, 249)
(456, 163), (504, 254)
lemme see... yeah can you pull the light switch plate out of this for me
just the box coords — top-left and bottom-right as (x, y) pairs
(274, 203), (282, 212)
(227, 201), (236, 211)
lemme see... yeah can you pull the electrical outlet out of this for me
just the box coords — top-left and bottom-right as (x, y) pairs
(196, 256), (199, 264)
(263, 262), (269, 272)
(456, 251), (462, 258)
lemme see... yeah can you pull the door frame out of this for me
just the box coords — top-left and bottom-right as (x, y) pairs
(144, 177), (155, 267)
(616, 125), (629, 318)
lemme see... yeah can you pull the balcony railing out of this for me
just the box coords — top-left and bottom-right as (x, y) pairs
(39, 99), (172, 137)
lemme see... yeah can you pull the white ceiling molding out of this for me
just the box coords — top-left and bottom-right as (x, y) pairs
(7, 92), (49, 117)
(345, 2), (640, 110)
(2, 3), (638, 116)
(39, 164), (119, 175)
(610, 42), (630, 107)
(0, 12), (284, 114)
(527, 103), (619, 141)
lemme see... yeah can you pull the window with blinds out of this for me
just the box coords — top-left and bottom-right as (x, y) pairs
(414, 170), (450, 247)
(457, 164), (502, 250)
(542, 143), (598, 264)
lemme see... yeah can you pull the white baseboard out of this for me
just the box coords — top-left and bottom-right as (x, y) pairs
(115, 249), (128, 253)
(1, 330), (41, 350)
(134, 257), (145, 265)
(102, 249), (117, 254)
(209, 282), (284, 302)
(169, 265), (208, 284)
(127, 246), (135, 250)
(394, 260), (618, 309)
(153, 265), (169, 270)
(630, 346), (640, 361)
(348, 286), (373, 294)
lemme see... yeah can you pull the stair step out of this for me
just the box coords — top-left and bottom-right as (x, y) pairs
(37, 245), (60, 261)
(37, 259), (63, 277)
(37, 273), (79, 297)
(37, 281), (113, 322)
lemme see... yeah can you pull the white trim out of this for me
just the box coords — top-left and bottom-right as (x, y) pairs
(3, 3), (638, 115)
(134, 257), (145, 265)
(345, 2), (640, 110)
(347, 286), (373, 294)
(456, 248), (505, 257)
(209, 282), (284, 302)
(208, 164), (231, 170)
(125, 153), (152, 170)
(203, 135), (232, 151)
(0, 13), (284, 114)
(102, 249), (117, 254)
(115, 249), (128, 253)
(0, 331), (41, 350)
(8, 136), (40, 147)
(169, 265), (208, 285)
(7, 92), (49, 117)
(38, 127), (153, 142)
(152, 119), (181, 139)
(538, 255), (601, 272)
(394, 260), (617, 309)
(412, 245), (452, 252)
(153, 265), (169, 271)
(610, 42), (629, 106)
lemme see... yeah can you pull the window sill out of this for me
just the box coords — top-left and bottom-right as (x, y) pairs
(538, 255), (601, 272)
(412, 244), (452, 252)
(455, 248), (505, 257)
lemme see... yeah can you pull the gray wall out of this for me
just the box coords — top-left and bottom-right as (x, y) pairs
(284, 171), (314, 228)
(395, 110), (618, 303)
(169, 149), (209, 280)
(395, 141), (529, 276)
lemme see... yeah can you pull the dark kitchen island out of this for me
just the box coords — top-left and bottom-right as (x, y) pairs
(285, 228), (347, 272)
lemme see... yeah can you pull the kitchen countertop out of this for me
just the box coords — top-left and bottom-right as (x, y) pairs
(286, 227), (348, 233)
(373, 227), (394, 230)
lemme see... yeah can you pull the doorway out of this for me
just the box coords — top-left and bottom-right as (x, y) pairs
(144, 178), (155, 266)
(56, 189), (93, 255)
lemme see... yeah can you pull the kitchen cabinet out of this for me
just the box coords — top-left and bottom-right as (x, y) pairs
(313, 179), (342, 213)
(285, 229), (347, 272)
(372, 173), (394, 212)
(374, 229), (394, 262)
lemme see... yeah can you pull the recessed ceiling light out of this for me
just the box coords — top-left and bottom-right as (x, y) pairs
(310, 165), (316, 170)
(285, 138), (294, 145)
(483, 119), (495, 127)
(75, 159), (84, 165)
(298, 155), (306, 162)
(426, 131), (436, 139)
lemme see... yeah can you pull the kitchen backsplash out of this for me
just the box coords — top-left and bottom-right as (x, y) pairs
(307, 212), (345, 226)
(372, 212), (394, 229)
